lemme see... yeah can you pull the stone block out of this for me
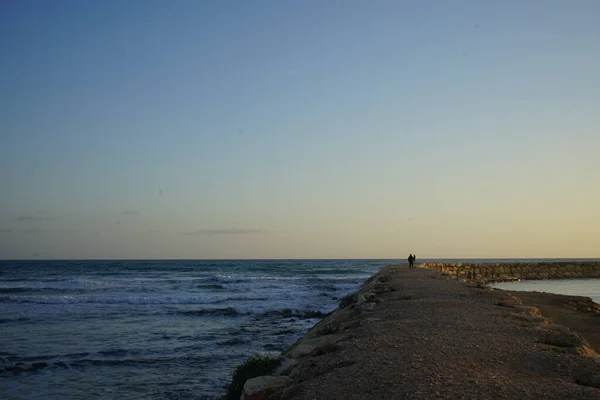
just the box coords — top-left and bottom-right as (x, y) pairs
(242, 376), (291, 400)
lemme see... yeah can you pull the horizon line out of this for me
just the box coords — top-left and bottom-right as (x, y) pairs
(2, 257), (599, 262)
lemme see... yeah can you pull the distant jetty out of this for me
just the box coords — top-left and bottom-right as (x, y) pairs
(231, 263), (600, 400)
(420, 261), (600, 283)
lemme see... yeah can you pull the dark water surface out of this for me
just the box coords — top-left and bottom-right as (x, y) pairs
(0, 260), (390, 399)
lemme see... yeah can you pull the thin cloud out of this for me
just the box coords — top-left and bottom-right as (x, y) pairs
(122, 210), (140, 215)
(0, 228), (13, 233)
(183, 229), (265, 235)
(9, 228), (79, 234)
(17, 216), (61, 222)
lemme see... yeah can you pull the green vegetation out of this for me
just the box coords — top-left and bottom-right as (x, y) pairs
(222, 353), (282, 400)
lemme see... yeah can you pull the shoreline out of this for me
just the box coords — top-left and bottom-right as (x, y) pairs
(423, 261), (600, 352)
(504, 289), (600, 353)
(234, 264), (600, 399)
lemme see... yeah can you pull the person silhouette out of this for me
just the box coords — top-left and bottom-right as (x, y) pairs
(407, 254), (414, 269)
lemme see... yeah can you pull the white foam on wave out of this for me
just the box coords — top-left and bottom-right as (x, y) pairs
(1, 294), (228, 305)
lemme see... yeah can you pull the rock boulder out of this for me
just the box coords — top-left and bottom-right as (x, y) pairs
(242, 375), (291, 400)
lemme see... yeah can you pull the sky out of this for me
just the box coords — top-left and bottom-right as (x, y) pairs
(1, 0), (599, 259)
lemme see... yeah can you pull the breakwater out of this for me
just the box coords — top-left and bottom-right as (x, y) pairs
(232, 265), (600, 399)
(420, 261), (600, 283)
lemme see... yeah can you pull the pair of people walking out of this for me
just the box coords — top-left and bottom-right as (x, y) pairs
(408, 254), (416, 269)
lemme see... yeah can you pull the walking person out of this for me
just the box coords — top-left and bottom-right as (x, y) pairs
(407, 254), (414, 269)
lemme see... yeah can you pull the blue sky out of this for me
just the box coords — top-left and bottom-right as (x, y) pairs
(1, 0), (599, 259)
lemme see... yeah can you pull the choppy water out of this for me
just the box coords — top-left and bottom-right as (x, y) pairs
(0, 259), (392, 399)
(1, 258), (598, 399)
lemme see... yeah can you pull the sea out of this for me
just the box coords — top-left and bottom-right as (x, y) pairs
(490, 279), (600, 303)
(1, 259), (599, 400)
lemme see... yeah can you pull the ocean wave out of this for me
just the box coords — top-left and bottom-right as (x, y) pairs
(0, 351), (228, 372)
(0, 294), (227, 305)
(217, 338), (250, 346)
(196, 283), (226, 290)
(68, 358), (158, 368)
(1, 362), (49, 374)
(312, 268), (371, 275)
(0, 349), (155, 374)
(262, 309), (327, 319)
(0, 316), (29, 324)
(0, 286), (109, 295)
(0, 284), (156, 294)
(98, 348), (136, 357)
(175, 303), (318, 318)
(68, 353), (220, 369)
(203, 274), (304, 285)
(0, 287), (37, 293)
(179, 307), (244, 317)
(0, 292), (276, 307)
(2, 353), (79, 364)
(207, 275), (247, 283)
